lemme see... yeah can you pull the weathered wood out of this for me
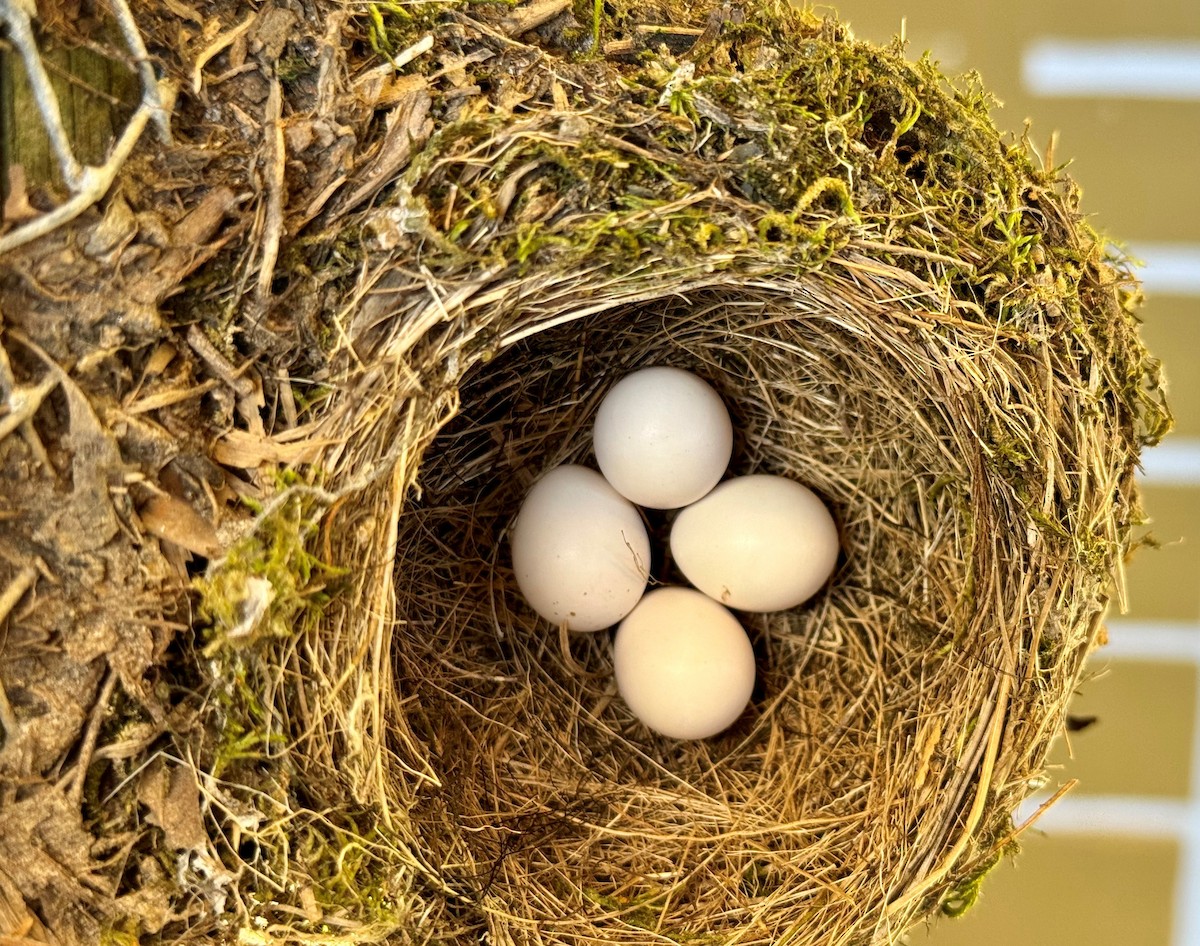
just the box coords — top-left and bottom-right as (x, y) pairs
(1, 23), (137, 212)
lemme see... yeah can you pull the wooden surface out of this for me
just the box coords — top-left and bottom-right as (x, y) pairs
(1, 22), (136, 209)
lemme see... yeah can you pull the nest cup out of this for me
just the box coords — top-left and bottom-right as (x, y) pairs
(397, 289), (1014, 937)
(191, 4), (1169, 944)
(362, 281), (1130, 943)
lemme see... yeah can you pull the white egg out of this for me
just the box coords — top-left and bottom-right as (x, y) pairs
(670, 475), (839, 612)
(613, 587), (756, 740)
(510, 465), (650, 632)
(592, 366), (733, 509)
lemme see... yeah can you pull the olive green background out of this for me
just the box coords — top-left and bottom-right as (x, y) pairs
(817, 2), (1200, 943)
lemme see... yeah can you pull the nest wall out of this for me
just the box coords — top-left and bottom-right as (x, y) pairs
(302, 273), (1141, 943)
(0, 1), (1170, 944)
(217, 4), (1167, 943)
(248, 9), (1166, 936)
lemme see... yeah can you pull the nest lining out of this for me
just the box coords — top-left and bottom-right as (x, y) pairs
(362, 269), (1101, 944)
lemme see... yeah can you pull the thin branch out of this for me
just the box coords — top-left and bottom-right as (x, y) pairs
(0, 374), (58, 442)
(104, 0), (172, 142)
(0, 564), (37, 627)
(502, 0), (570, 35)
(0, 563), (37, 758)
(60, 669), (117, 805)
(0, 677), (17, 741)
(253, 77), (285, 309)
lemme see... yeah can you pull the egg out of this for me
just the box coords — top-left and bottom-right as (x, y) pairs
(592, 366), (733, 509)
(670, 475), (839, 612)
(613, 587), (756, 740)
(510, 465), (651, 632)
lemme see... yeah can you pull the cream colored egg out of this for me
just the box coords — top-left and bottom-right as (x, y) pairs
(593, 366), (733, 509)
(510, 465), (650, 632)
(670, 475), (838, 612)
(613, 587), (756, 740)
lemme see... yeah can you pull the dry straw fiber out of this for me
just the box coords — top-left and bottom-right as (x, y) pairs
(0, 0), (1169, 944)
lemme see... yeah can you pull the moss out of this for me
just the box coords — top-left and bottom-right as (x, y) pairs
(940, 837), (1016, 918)
(99, 925), (142, 946)
(377, 7), (1074, 318)
(583, 887), (668, 934)
(195, 486), (342, 656)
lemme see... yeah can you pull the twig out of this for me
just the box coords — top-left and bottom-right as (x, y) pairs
(502, 0), (570, 36)
(0, 374), (59, 443)
(254, 77), (286, 309)
(0, 564), (37, 626)
(0, 565), (37, 742)
(0, 676), (17, 743)
(0, 0), (177, 254)
(989, 778), (1078, 852)
(104, 0), (172, 141)
(61, 669), (117, 805)
(851, 238), (976, 270)
(186, 324), (256, 399)
(387, 33), (434, 70)
(191, 12), (255, 94)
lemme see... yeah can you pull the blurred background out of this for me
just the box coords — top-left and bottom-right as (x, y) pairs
(818, 2), (1200, 944)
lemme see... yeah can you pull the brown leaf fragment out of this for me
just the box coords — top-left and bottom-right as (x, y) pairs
(144, 342), (178, 378)
(0, 654), (103, 781)
(172, 185), (240, 254)
(139, 493), (220, 558)
(123, 378), (220, 415)
(250, 6), (299, 61)
(161, 0), (203, 25)
(212, 428), (330, 468)
(284, 119), (315, 155)
(112, 856), (176, 934)
(494, 160), (545, 219)
(137, 758), (208, 852)
(0, 787), (112, 942)
(0, 870), (38, 941)
(128, 187), (239, 306)
(2, 167), (38, 223)
(502, 0), (571, 35)
(13, 346), (122, 556)
(82, 193), (137, 260)
(192, 13), (256, 93)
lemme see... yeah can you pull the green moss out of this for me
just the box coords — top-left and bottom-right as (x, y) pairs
(940, 838), (1015, 918)
(99, 925), (142, 946)
(583, 887), (668, 933)
(195, 486), (342, 656)
(183, 485), (424, 934)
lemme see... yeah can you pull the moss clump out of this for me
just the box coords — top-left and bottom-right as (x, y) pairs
(195, 486), (340, 656)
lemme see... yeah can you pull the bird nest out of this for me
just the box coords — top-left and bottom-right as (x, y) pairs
(0, 0), (1169, 944)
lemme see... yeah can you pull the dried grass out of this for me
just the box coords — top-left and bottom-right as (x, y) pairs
(1, 0), (1168, 943)
(291, 269), (1156, 942)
